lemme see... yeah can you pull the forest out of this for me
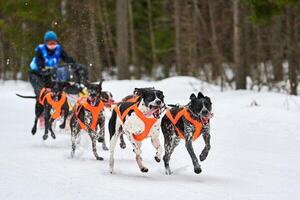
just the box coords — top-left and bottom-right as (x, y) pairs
(0, 0), (299, 94)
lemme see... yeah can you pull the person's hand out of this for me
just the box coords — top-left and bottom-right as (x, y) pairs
(40, 67), (52, 76)
(41, 67), (47, 72)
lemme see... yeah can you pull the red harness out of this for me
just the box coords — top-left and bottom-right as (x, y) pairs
(165, 108), (203, 141)
(114, 102), (157, 142)
(38, 88), (67, 120)
(74, 97), (105, 131)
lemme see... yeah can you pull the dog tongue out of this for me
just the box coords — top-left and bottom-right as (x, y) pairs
(201, 113), (214, 125)
(144, 108), (159, 117)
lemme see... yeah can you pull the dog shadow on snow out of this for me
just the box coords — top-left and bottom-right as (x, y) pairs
(101, 159), (234, 184)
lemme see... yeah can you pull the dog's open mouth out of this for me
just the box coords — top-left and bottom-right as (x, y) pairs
(103, 99), (115, 107)
(89, 96), (97, 105)
(201, 113), (214, 125)
(145, 105), (162, 119)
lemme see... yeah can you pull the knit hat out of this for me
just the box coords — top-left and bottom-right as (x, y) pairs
(44, 31), (58, 42)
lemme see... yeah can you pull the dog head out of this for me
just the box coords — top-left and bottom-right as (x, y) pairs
(51, 82), (65, 101)
(84, 81), (103, 105)
(136, 87), (165, 119)
(101, 91), (115, 107)
(189, 92), (213, 124)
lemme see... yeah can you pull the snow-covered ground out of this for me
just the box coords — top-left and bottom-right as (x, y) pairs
(1, 76), (300, 200)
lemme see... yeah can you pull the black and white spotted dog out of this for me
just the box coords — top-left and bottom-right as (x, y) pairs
(109, 88), (165, 173)
(70, 82), (106, 160)
(161, 92), (213, 175)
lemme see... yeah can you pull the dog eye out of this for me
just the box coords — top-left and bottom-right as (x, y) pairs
(147, 95), (155, 101)
(158, 93), (164, 98)
(204, 102), (211, 108)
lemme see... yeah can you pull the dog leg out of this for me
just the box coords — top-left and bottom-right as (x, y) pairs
(185, 138), (201, 174)
(31, 117), (39, 135)
(43, 107), (51, 140)
(48, 118), (56, 139)
(163, 135), (180, 175)
(133, 141), (148, 173)
(109, 130), (120, 173)
(199, 130), (211, 161)
(71, 130), (79, 158)
(119, 133), (126, 149)
(98, 113), (109, 151)
(59, 105), (69, 129)
(150, 132), (162, 163)
(89, 133), (103, 161)
(70, 118), (80, 158)
(101, 135), (109, 151)
(32, 104), (43, 135)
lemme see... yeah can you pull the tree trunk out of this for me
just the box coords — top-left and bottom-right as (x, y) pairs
(147, 0), (157, 68)
(0, 32), (5, 80)
(96, 0), (112, 69)
(287, 10), (298, 95)
(20, 22), (28, 81)
(208, 0), (224, 89)
(191, 0), (198, 75)
(128, 0), (140, 78)
(233, 0), (246, 89)
(116, 0), (129, 80)
(174, 0), (182, 75)
(98, 0), (116, 71)
(272, 17), (284, 82)
(87, 0), (102, 81)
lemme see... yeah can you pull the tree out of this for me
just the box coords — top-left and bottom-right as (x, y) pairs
(233, 0), (246, 89)
(116, 0), (129, 79)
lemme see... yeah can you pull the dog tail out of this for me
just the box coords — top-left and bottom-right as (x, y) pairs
(108, 109), (117, 140)
(16, 93), (37, 99)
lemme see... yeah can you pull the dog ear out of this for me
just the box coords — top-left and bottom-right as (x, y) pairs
(190, 93), (197, 100)
(134, 88), (142, 95)
(205, 96), (212, 103)
(197, 92), (204, 98)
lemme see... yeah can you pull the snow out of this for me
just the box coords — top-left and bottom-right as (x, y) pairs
(1, 77), (300, 200)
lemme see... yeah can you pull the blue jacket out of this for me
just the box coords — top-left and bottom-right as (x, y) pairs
(30, 44), (61, 71)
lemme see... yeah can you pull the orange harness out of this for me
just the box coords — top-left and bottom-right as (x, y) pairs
(38, 87), (49, 106)
(114, 103), (157, 141)
(74, 97), (105, 131)
(45, 92), (67, 120)
(38, 87), (67, 120)
(126, 96), (140, 103)
(165, 108), (203, 141)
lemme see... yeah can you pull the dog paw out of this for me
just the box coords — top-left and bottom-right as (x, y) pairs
(31, 127), (36, 135)
(165, 169), (172, 175)
(43, 134), (48, 140)
(154, 156), (161, 163)
(140, 167), (149, 173)
(98, 137), (104, 143)
(120, 143), (126, 149)
(96, 156), (104, 161)
(59, 124), (65, 129)
(194, 167), (202, 174)
(199, 154), (207, 161)
(51, 133), (56, 139)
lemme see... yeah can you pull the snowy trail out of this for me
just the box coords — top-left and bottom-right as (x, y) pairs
(1, 77), (300, 200)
